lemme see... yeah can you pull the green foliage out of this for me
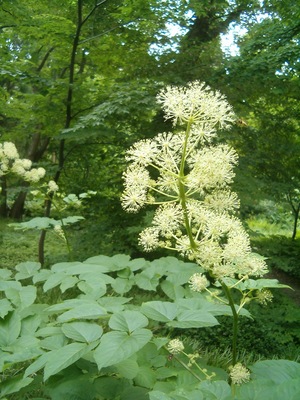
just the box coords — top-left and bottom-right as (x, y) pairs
(251, 234), (300, 278)
(0, 252), (298, 399)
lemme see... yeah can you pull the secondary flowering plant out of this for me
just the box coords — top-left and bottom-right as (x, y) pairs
(121, 81), (285, 378)
(0, 141), (46, 183)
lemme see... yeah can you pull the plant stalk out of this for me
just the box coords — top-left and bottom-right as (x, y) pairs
(221, 281), (239, 366)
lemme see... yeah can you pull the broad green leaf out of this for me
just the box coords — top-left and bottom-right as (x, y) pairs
(166, 266), (202, 286)
(77, 280), (107, 298)
(121, 385), (150, 400)
(43, 273), (69, 292)
(44, 342), (98, 380)
(40, 334), (67, 351)
(46, 299), (104, 313)
(24, 351), (51, 377)
(167, 310), (219, 328)
(109, 311), (148, 332)
(84, 254), (132, 272)
(135, 267), (161, 291)
(97, 296), (131, 313)
(61, 216), (84, 225)
(134, 365), (157, 389)
(79, 272), (114, 285)
(160, 280), (186, 300)
(83, 255), (115, 272)
(250, 360), (300, 383)
(21, 314), (44, 336)
(149, 391), (173, 400)
(273, 379), (300, 400)
(57, 303), (107, 322)
(0, 312), (21, 346)
(110, 276), (134, 294)
(110, 254), (132, 270)
(127, 258), (151, 272)
(32, 269), (52, 283)
(43, 373), (97, 400)
(0, 299), (13, 318)
(115, 358), (139, 379)
(5, 285), (37, 309)
(0, 280), (22, 291)
(62, 322), (103, 343)
(36, 326), (63, 337)
(199, 380), (232, 400)
(94, 329), (152, 369)
(0, 375), (33, 397)
(51, 261), (83, 273)
(60, 276), (79, 293)
(141, 301), (177, 322)
(0, 269), (12, 280)
(14, 262), (41, 280)
(2, 336), (42, 363)
(93, 376), (125, 399)
(9, 217), (56, 230)
(240, 279), (291, 291)
(235, 379), (279, 400)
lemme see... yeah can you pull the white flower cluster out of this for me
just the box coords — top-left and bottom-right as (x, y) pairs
(167, 339), (184, 354)
(188, 273), (209, 292)
(121, 81), (268, 279)
(229, 363), (251, 385)
(0, 141), (45, 183)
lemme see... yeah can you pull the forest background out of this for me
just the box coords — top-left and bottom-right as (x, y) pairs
(0, 0), (300, 398)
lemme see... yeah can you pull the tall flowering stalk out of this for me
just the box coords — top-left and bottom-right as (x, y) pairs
(121, 81), (268, 365)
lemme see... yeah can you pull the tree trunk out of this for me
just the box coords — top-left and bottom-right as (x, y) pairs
(291, 202), (300, 240)
(0, 176), (8, 217)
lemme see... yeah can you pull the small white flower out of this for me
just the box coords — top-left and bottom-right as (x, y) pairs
(229, 363), (250, 385)
(152, 204), (182, 235)
(167, 339), (184, 354)
(2, 142), (19, 159)
(138, 227), (160, 251)
(256, 289), (273, 305)
(157, 81), (235, 128)
(121, 187), (147, 213)
(126, 139), (158, 166)
(188, 273), (209, 292)
(48, 180), (59, 193)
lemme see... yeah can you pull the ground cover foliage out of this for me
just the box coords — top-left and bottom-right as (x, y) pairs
(0, 253), (299, 400)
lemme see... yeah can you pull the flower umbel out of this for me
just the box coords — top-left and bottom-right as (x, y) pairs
(229, 363), (250, 385)
(156, 81), (235, 128)
(167, 339), (184, 354)
(188, 273), (209, 292)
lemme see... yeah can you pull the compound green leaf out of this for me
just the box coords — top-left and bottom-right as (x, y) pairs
(57, 303), (107, 322)
(44, 342), (97, 380)
(141, 301), (177, 322)
(62, 322), (103, 343)
(109, 311), (148, 332)
(94, 329), (152, 369)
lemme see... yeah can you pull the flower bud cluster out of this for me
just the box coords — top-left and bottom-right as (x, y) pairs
(121, 81), (268, 279)
(0, 141), (45, 183)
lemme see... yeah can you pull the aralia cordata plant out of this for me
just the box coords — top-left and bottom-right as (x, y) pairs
(121, 81), (274, 377)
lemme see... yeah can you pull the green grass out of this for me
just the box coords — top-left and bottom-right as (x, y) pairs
(0, 218), (70, 268)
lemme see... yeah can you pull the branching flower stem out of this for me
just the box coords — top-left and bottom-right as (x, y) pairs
(172, 355), (203, 382)
(179, 119), (197, 250)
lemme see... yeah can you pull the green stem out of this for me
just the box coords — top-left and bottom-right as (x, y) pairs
(221, 282), (238, 366)
(173, 355), (202, 382)
(179, 119), (197, 249)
